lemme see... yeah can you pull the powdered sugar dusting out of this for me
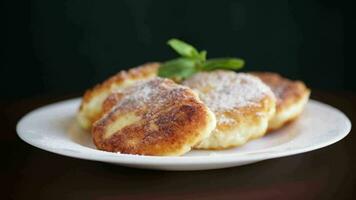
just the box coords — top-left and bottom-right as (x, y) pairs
(112, 77), (191, 112)
(183, 71), (274, 113)
(124, 80), (156, 103)
(217, 114), (235, 124)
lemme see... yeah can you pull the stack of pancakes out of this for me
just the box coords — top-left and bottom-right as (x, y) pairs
(77, 63), (310, 156)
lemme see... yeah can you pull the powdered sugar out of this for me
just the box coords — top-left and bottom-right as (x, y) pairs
(111, 78), (191, 111)
(217, 114), (235, 124)
(183, 71), (274, 113)
(124, 80), (156, 103)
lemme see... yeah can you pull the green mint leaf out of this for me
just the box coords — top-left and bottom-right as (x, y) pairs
(158, 58), (198, 81)
(199, 50), (207, 62)
(203, 58), (245, 71)
(167, 38), (200, 58)
(158, 38), (246, 81)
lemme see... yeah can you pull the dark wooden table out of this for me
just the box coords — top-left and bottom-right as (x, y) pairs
(1, 90), (355, 200)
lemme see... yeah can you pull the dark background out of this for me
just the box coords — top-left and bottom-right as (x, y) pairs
(3, 0), (350, 100)
(2, 1), (355, 199)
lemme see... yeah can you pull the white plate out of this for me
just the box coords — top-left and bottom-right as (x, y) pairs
(17, 98), (351, 171)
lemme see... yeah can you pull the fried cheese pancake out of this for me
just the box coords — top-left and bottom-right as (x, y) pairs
(183, 71), (276, 150)
(77, 63), (159, 130)
(92, 78), (216, 156)
(252, 72), (310, 131)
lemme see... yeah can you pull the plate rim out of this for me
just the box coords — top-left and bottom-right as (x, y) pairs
(16, 98), (352, 165)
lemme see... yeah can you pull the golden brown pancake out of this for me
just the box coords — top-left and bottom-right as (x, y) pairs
(252, 72), (310, 131)
(183, 71), (276, 150)
(77, 63), (159, 130)
(92, 78), (216, 156)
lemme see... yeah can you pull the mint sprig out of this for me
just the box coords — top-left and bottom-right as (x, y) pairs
(167, 38), (200, 58)
(158, 38), (245, 81)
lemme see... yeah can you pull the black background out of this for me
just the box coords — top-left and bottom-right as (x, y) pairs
(3, 0), (350, 99)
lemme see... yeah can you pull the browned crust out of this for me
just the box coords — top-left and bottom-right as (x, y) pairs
(183, 71), (276, 131)
(80, 62), (159, 109)
(92, 78), (213, 156)
(183, 71), (277, 149)
(78, 62), (159, 128)
(102, 93), (123, 114)
(216, 95), (273, 131)
(195, 95), (275, 150)
(251, 72), (310, 112)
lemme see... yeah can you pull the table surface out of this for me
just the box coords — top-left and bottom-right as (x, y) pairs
(1, 90), (355, 200)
